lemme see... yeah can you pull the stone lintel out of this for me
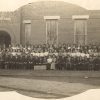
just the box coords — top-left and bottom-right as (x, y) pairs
(44, 16), (60, 20)
(23, 20), (31, 24)
(72, 15), (89, 20)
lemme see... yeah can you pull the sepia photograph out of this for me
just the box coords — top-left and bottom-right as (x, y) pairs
(0, 0), (100, 100)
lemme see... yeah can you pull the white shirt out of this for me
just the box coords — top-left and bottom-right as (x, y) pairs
(39, 53), (44, 57)
(31, 52), (35, 56)
(47, 58), (52, 63)
(11, 52), (16, 56)
(44, 52), (49, 56)
(86, 54), (90, 58)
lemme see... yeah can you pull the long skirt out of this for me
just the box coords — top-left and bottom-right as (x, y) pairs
(51, 62), (55, 70)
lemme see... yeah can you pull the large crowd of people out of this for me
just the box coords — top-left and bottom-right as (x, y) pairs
(0, 43), (100, 71)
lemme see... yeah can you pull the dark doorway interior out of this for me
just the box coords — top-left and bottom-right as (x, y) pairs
(0, 31), (11, 48)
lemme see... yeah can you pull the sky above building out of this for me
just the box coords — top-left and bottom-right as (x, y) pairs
(0, 0), (100, 11)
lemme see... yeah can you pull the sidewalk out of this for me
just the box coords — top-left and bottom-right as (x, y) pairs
(0, 76), (99, 98)
(0, 70), (100, 77)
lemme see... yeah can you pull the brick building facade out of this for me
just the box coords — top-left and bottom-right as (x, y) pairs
(0, 1), (100, 47)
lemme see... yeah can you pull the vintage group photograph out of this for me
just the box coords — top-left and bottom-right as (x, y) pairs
(0, 0), (100, 100)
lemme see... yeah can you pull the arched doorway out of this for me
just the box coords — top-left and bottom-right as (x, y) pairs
(0, 31), (11, 48)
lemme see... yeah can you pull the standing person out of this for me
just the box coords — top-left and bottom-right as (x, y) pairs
(12, 55), (16, 69)
(0, 48), (2, 69)
(24, 54), (28, 70)
(22, 55), (25, 69)
(51, 55), (56, 70)
(55, 55), (60, 70)
(89, 56), (94, 71)
(46, 56), (52, 70)
(1, 49), (6, 69)
(4, 53), (8, 69)
(57, 55), (63, 70)
(66, 56), (71, 70)
(60, 56), (66, 70)
(15, 54), (19, 69)
(29, 54), (34, 70)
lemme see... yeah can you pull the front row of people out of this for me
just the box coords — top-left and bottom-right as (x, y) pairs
(0, 53), (100, 71)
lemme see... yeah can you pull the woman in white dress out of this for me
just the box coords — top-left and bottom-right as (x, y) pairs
(51, 55), (56, 70)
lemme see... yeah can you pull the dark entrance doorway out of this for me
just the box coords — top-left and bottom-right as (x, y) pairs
(0, 31), (11, 48)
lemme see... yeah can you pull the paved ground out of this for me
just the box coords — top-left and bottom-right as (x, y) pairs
(0, 69), (100, 99)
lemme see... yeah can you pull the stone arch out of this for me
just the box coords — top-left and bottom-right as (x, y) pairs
(0, 27), (16, 44)
(0, 30), (11, 47)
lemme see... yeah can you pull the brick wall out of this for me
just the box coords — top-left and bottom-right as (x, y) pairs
(0, 1), (100, 45)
